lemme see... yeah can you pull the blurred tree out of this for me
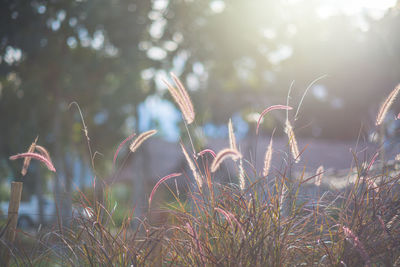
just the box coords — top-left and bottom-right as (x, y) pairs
(0, 0), (153, 223)
(150, 0), (400, 139)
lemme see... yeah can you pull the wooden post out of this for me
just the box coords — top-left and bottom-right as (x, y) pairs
(2, 182), (23, 267)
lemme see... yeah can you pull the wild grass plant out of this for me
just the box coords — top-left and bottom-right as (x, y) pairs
(1, 76), (400, 266)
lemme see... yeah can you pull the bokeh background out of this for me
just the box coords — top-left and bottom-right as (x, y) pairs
(1, 0), (400, 222)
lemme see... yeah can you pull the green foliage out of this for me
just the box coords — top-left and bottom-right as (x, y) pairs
(0, 0), (153, 179)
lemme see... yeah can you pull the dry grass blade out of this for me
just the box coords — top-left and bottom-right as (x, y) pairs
(365, 152), (379, 175)
(215, 207), (245, 236)
(211, 148), (242, 173)
(129, 130), (157, 153)
(376, 84), (400, 126)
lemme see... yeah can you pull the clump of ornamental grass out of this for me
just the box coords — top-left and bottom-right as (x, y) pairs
(6, 188), (165, 266)
(162, 173), (317, 266)
(41, 194), (165, 266)
(158, 149), (400, 266)
(147, 80), (400, 266)
(4, 76), (400, 266)
(2, 128), (162, 266)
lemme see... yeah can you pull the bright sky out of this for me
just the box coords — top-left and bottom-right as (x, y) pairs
(336, 0), (396, 13)
(209, 0), (397, 17)
(315, 0), (397, 19)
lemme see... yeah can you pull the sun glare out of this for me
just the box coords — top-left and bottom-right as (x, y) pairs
(315, 0), (397, 19)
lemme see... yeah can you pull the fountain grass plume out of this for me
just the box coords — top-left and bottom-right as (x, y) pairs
(149, 173), (182, 208)
(256, 105), (292, 134)
(376, 84), (400, 126)
(197, 148), (217, 158)
(163, 73), (195, 124)
(228, 118), (238, 151)
(35, 145), (52, 163)
(315, 165), (324, 186)
(211, 148), (242, 173)
(262, 129), (275, 177)
(238, 158), (245, 190)
(129, 130), (157, 153)
(10, 152), (56, 172)
(387, 215), (399, 229)
(181, 142), (203, 188)
(285, 120), (300, 163)
(171, 73), (195, 122)
(163, 78), (190, 122)
(113, 132), (136, 166)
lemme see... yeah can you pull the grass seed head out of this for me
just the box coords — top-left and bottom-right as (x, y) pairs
(239, 158), (245, 191)
(263, 136), (273, 177)
(114, 132), (136, 165)
(376, 84), (400, 126)
(35, 145), (52, 163)
(211, 148), (242, 173)
(129, 130), (157, 153)
(163, 73), (195, 124)
(256, 105), (292, 134)
(181, 142), (203, 188)
(228, 118), (238, 151)
(10, 152), (56, 172)
(285, 120), (300, 163)
(315, 165), (324, 186)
